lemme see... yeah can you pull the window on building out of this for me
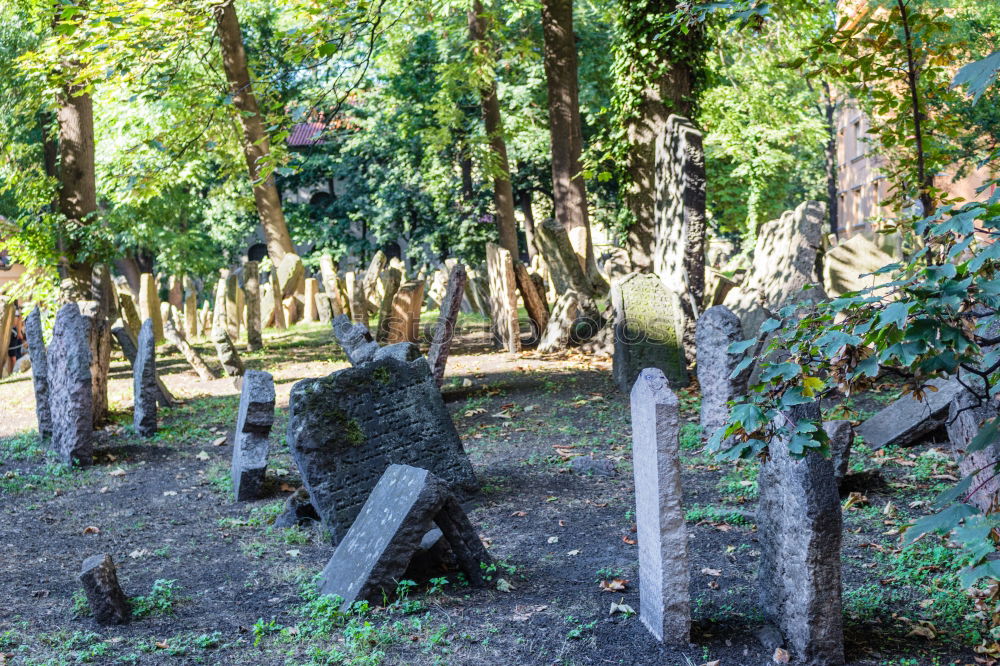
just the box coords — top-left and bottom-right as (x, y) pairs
(853, 120), (865, 160)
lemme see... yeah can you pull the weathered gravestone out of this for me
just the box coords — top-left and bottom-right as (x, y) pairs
(332, 314), (380, 365)
(232, 370), (275, 501)
(538, 291), (582, 353)
(224, 271), (241, 341)
(138, 273), (163, 343)
(653, 114), (706, 358)
(376, 267), (403, 343)
(304, 277), (320, 322)
(79, 554), (130, 625)
(485, 243), (520, 353)
(182, 275), (198, 338)
(118, 291), (142, 339)
(315, 292), (332, 324)
(373, 342), (421, 364)
(612, 273), (687, 392)
(133, 319), (158, 437)
(319, 254), (345, 317)
(269, 270), (286, 330)
(163, 308), (218, 381)
(947, 388), (1000, 512)
(824, 420), (853, 486)
(211, 321), (245, 378)
(427, 263), (467, 386)
(244, 261), (263, 351)
(696, 305), (746, 442)
(757, 401), (844, 665)
(110, 321), (175, 407)
(277, 253), (304, 300)
(317, 464), (491, 609)
(79, 300), (111, 428)
(823, 231), (899, 298)
(856, 377), (963, 449)
(49, 303), (93, 465)
(346, 271), (368, 326)
(25, 307), (52, 440)
(630, 368), (689, 644)
(387, 280), (424, 345)
(287, 357), (479, 543)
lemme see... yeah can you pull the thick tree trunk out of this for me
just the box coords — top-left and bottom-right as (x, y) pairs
(822, 82), (839, 237)
(540, 0), (604, 294)
(214, 0), (295, 265)
(56, 84), (97, 300)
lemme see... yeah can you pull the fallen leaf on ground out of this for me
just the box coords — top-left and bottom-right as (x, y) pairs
(622, 535), (637, 545)
(155, 641), (168, 650)
(212, 437), (226, 447)
(547, 536), (559, 544)
(82, 526), (100, 535)
(567, 550), (580, 556)
(163, 491), (177, 497)
(195, 451), (210, 461)
(701, 568), (722, 577)
(129, 549), (149, 559)
(286, 550), (300, 558)
(511, 511), (527, 517)
(108, 468), (126, 477)
(700, 661), (720, 666)
(842, 492), (868, 510)
(464, 407), (486, 417)
(279, 483), (296, 492)
(609, 600), (635, 616)
(496, 578), (513, 592)
(773, 647), (790, 663)
(599, 579), (629, 592)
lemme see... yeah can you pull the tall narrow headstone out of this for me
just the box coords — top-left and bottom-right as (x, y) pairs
(612, 273), (687, 392)
(269, 270), (286, 330)
(78, 301), (111, 428)
(303, 277), (320, 322)
(319, 254), (345, 317)
(315, 293), (332, 324)
(111, 322), (174, 407)
(277, 253), (304, 299)
(167, 274), (183, 309)
(224, 271), (241, 341)
(182, 276), (198, 338)
(427, 263), (467, 386)
(244, 261), (263, 351)
(118, 292), (142, 339)
(137, 273), (163, 343)
(696, 305), (746, 442)
(347, 271), (368, 327)
(25, 307), (52, 440)
(485, 243), (520, 353)
(387, 281), (424, 345)
(630, 368), (689, 644)
(133, 319), (158, 437)
(48, 303), (93, 465)
(212, 321), (245, 378)
(232, 370), (275, 501)
(376, 267), (403, 343)
(361, 250), (387, 304)
(758, 401), (844, 665)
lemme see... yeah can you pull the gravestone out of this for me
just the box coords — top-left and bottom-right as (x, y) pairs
(376, 267), (403, 343)
(696, 305), (746, 442)
(346, 271), (367, 326)
(824, 420), (853, 485)
(427, 263), (467, 386)
(212, 272), (228, 334)
(464, 267), (489, 317)
(277, 253), (304, 299)
(612, 273), (687, 392)
(138, 273), (163, 343)
(758, 401), (844, 665)
(947, 389), (1000, 512)
(79, 554), (130, 625)
(603, 248), (632, 281)
(118, 291), (142, 339)
(287, 357), (479, 543)
(317, 464), (491, 609)
(319, 254), (345, 317)
(224, 271), (241, 341)
(79, 301), (111, 427)
(856, 377), (963, 448)
(162, 308), (217, 381)
(244, 261), (263, 351)
(167, 274), (183, 309)
(133, 319), (158, 437)
(182, 275), (198, 338)
(653, 114), (706, 358)
(823, 231), (899, 298)
(485, 243), (520, 353)
(304, 277), (320, 322)
(315, 293), (332, 324)
(387, 281), (424, 344)
(538, 291), (581, 353)
(723, 201), (827, 339)
(630, 368), (689, 644)
(373, 341), (421, 364)
(269, 270), (286, 330)
(261, 283), (275, 328)
(361, 250), (387, 304)
(111, 322), (175, 407)
(332, 314), (380, 365)
(49, 303), (93, 465)
(232, 370), (275, 501)
(211, 322), (245, 378)
(25, 307), (52, 440)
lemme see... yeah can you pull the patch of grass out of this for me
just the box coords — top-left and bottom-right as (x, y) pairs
(685, 504), (753, 527)
(716, 462), (758, 502)
(0, 431), (45, 461)
(132, 579), (181, 618)
(679, 423), (703, 451)
(0, 460), (82, 495)
(204, 460), (231, 495)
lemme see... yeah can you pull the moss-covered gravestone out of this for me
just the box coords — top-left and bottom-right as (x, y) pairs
(612, 273), (687, 392)
(287, 357), (479, 544)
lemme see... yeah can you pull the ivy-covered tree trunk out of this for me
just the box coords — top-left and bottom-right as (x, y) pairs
(214, 0), (295, 266)
(56, 84), (97, 300)
(540, 0), (605, 295)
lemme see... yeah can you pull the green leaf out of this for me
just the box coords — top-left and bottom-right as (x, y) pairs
(951, 50), (1000, 104)
(729, 355), (754, 379)
(969, 418), (1000, 453)
(903, 503), (978, 544)
(759, 318), (782, 334)
(728, 339), (757, 355)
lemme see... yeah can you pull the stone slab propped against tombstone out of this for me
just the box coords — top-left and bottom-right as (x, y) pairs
(317, 464), (492, 609)
(855, 377), (962, 449)
(110, 321), (175, 407)
(287, 356), (479, 544)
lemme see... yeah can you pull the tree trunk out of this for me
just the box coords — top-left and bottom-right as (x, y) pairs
(518, 189), (537, 261)
(56, 84), (97, 300)
(214, 0), (295, 265)
(540, 0), (605, 294)
(822, 82), (839, 237)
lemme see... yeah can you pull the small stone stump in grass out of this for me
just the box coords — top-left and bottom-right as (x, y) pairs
(79, 554), (130, 625)
(232, 369), (275, 501)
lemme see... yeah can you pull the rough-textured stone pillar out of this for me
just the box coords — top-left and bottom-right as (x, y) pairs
(386, 281), (424, 344)
(304, 277), (320, 322)
(79, 554), (130, 625)
(244, 261), (263, 351)
(49, 303), (93, 465)
(758, 401), (844, 665)
(428, 264), (467, 386)
(138, 273), (163, 343)
(133, 319), (158, 437)
(212, 272), (228, 335)
(78, 301), (111, 428)
(485, 243), (520, 353)
(696, 305), (746, 443)
(361, 250), (387, 307)
(538, 291), (581, 353)
(232, 369), (275, 501)
(947, 390), (1000, 512)
(111, 322), (174, 407)
(824, 420), (853, 486)
(224, 271), (241, 341)
(269, 270), (286, 330)
(346, 271), (367, 327)
(167, 274), (183, 309)
(630, 368), (689, 644)
(319, 254), (345, 317)
(25, 307), (52, 440)
(277, 253), (304, 299)
(182, 275), (198, 338)
(118, 291), (142, 339)
(163, 308), (219, 381)
(376, 267), (403, 343)
(315, 293), (332, 324)
(212, 322), (245, 378)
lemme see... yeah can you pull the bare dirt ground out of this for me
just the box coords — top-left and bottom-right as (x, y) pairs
(0, 318), (985, 665)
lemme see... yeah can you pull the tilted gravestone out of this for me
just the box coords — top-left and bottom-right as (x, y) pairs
(232, 370), (275, 501)
(277, 252), (304, 300)
(612, 273), (687, 392)
(319, 254), (345, 318)
(346, 271), (368, 327)
(696, 305), (747, 443)
(118, 291), (142, 339)
(856, 377), (962, 449)
(376, 267), (403, 343)
(79, 554), (130, 625)
(824, 420), (853, 485)
(823, 231), (899, 298)
(138, 273), (163, 343)
(133, 319), (158, 437)
(758, 401), (844, 665)
(427, 263), (467, 386)
(25, 307), (52, 440)
(317, 464), (492, 609)
(244, 261), (263, 351)
(49, 303), (93, 465)
(630, 368), (689, 644)
(387, 281), (424, 345)
(269, 270), (286, 330)
(287, 357), (479, 543)
(211, 321), (244, 378)
(485, 243), (520, 353)
(332, 314), (380, 365)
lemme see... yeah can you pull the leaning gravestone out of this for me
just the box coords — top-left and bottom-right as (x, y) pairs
(630, 368), (689, 644)
(138, 273), (163, 343)
(287, 357), (479, 543)
(317, 464), (492, 609)
(211, 322), (245, 378)
(758, 401), (844, 665)
(824, 420), (853, 485)
(823, 231), (899, 298)
(375, 267), (403, 343)
(49, 303), (93, 465)
(612, 273), (687, 392)
(856, 377), (963, 449)
(79, 554), (130, 625)
(25, 307), (52, 440)
(232, 370), (275, 501)
(319, 254), (345, 317)
(387, 281), (424, 345)
(947, 389), (1000, 512)
(133, 319), (158, 437)
(277, 253), (304, 299)
(244, 261), (263, 351)
(332, 314), (380, 365)
(485, 243), (520, 353)
(696, 305), (746, 442)
(111, 321), (175, 407)
(427, 263), (467, 386)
